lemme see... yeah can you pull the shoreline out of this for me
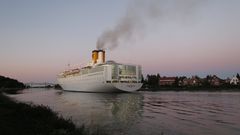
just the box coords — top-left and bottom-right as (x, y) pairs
(0, 91), (92, 135)
(138, 86), (240, 92)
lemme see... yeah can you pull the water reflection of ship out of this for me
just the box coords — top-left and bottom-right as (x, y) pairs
(110, 94), (143, 124)
(57, 91), (143, 131)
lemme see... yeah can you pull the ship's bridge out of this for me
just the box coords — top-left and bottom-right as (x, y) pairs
(105, 63), (142, 83)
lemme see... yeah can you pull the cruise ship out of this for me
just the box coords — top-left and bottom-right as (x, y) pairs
(57, 50), (143, 92)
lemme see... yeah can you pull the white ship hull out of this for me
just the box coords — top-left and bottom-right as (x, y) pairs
(58, 77), (142, 93)
(57, 50), (143, 93)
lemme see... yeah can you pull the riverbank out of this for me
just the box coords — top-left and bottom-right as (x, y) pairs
(139, 86), (240, 92)
(0, 92), (93, 135)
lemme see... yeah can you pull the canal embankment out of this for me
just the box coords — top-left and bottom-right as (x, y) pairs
(0, 91), (97, 135)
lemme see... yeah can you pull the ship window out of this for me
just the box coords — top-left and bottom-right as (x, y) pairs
(119, 65), (136, 75)
(138, 66), (142, 81)
(81, 69), (88, 75)
(112, 65), (118, 79)
(112, 80), (119, 83)
(89, 66), (104, 73)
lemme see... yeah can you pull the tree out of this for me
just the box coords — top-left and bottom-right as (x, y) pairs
(0, 75), (25, 89)
(157, 73), (160, 80)
(146, 74), (159, 88)
(237, 73), (240, 79)
(141, 75), (144, 83)
(157, 73), (160, 86)
(174, 77), (179, 87)
(202, 75), (211, 87)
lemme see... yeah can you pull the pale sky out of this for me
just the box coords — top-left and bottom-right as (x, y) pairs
(0, 0), (240, 83)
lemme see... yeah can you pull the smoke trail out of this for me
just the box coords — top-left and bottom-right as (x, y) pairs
(96, 0), (204, 50)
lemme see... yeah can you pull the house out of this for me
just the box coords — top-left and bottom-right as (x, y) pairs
(178, 77), (188, 86)
(159, 77), (176, 86)
(178, 76), (202, 86)
(188, 76), (202, 86)
(230, 76), (239, 85)
(208, 75), (223, 86)
(225, 77), (231, 84)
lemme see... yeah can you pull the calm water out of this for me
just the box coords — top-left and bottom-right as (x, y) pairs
(9, 89), (240, 135)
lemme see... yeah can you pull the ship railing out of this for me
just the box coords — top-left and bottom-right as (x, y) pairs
(119, 76), (137, 79)
(106, 80), (138, 83)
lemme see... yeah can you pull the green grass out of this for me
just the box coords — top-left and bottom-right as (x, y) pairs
(0, 92), (99, 135)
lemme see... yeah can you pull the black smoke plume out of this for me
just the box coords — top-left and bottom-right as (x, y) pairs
(97, 0), (204, 50)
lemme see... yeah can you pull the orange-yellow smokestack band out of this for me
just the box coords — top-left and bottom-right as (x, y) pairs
(92, 50), (98, 64)
(103, 50), (105, 63)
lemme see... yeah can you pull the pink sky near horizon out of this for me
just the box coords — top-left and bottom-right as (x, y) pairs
(0, 0), (240, 83)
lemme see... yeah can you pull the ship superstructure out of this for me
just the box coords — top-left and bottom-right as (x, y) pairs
(57, 50), (143, 92)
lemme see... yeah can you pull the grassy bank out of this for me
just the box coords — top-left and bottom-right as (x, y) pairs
(0, 92), (93, 135)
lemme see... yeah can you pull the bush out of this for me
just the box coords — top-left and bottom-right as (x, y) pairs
(0, 94), (89, 135)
